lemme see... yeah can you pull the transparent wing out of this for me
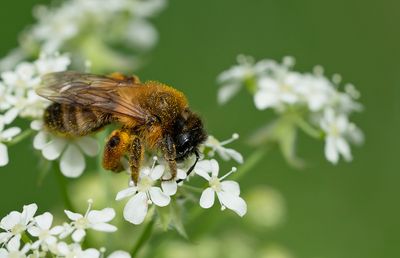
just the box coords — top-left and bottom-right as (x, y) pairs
(37, 71), (149, 122)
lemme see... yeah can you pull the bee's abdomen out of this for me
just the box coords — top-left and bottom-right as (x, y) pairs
(44, 103), (112, 136)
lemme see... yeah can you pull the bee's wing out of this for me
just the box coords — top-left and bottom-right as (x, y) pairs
(37, 71), (149, 122)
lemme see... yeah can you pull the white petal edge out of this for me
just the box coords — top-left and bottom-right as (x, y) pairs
(149, 187), (170, 207)
(123, 192), (148, 225)
(199, 188), (215, 209)
(60, 144), (85, 178)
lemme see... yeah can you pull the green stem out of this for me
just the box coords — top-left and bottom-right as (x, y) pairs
(6, 129), (33, 146)
(55, 167), (74, 211)
(131, 219), (155, 258)
(21, 232), (32, 244)
(231, 147), (268, 181)
(294, 117), (322, 139)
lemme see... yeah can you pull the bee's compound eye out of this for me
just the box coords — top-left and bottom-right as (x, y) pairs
(108, 136), (120, 148)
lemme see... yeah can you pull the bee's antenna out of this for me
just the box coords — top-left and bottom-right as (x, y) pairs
(176, 150), (199, 183)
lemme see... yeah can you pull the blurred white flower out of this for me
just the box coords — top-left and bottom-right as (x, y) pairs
(31, 120), (99, 178)
(108, 250), (132, 258)
(116, 165), (170, 225)
(195, 159), (247, 217)
(0, 119), (21, 167)
(217, 55), (278, 104)
(0, 53), (70, 120)
(64, 199), (117, 243)
(320, 109), (352, 164)
(0, 235), (30, 258)
(28, 212), (64, 250)
(254, 72), (301, 110)
(0, 203), (37, 244)
(57, 242), (100, 258)
(204, 134), (243, 163)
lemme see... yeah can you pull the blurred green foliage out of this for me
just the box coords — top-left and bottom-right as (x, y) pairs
(0, 0), (399, 258)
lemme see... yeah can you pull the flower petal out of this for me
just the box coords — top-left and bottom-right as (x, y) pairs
(87, 208), (115, 223)
(149, 187), (170, 207)
(90, 223), (117, 232)
(7, 235), (21, 251)
(0, 143), (9, 167)
(0, 211), (20, 230)
(50, 225), (64, 235)
(3, 108), (19, 124)
(64, 210), (83, 221)
(336, 137), (352, 161)
(221, 180), (240, 196)
(72, 228), (86, 242)
(42, 138), (66, 160)
(33, 131), (49, 150)
(199, 188), (215, 209)
(82, 248), (100, 258)
(325, 136), (338, 164)
(34, 212), (53, 230)
(217, 191), (247, 217)
(161, 181), (177, 196)
(1, 127), (21, 140)
(76, 137), (99, 157)
(21, 203), (38, 225)
(60, 144), (85, 177)
(115, 187), (137, 201)
(108, 251), (131, 258)
(209, 159), (220, 177)
(150, 165), (164, 180)
(123, 192), (148, 225)
(224, 148), (244, 164)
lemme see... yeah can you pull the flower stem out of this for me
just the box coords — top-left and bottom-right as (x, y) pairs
(130, 219), (155, 258)
(6, 129), (33, 146)
(294, 117), (322, 139)
(21, 232), (32, 244)
(55, 166), (74, 211)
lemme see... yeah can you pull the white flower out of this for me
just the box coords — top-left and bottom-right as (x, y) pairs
(296, 74), (335, 112)
(28, 212), (64, 250)
(320, 109), (352, 164)
(64, 200), (117, 243)
(0, 53), (70, 120)
(0, 203), (37, 244)
(195, 159), (247, 217)
(0, 119), (21, 167)
(57, 242), (100, 258)
(32, 120), (99, 178)
(254, 72), (302, 111)
(108, 250), (131, 258)
(161, 168), (187, 196)
(0, 235), (30, 258)
(204, 134), (243, 163)
(217, 55), (278, 104)
(116, 165), (170, 225)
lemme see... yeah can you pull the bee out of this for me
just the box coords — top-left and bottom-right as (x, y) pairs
(36, 71), (207, 183)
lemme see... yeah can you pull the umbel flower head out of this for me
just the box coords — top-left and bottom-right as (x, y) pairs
(218, 55), (364, 165)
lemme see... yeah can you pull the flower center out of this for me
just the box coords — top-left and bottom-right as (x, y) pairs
(75, 217), (89, 229)
(209, 176), (222, 192)
(39, 229), (50, 240)
(330, 123), (340, 137)
(11, 224), (25, 235)
(8, 251), (22, 258)
(137, 175), (154, 192)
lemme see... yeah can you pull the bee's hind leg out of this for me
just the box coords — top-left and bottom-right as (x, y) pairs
(102, 129), (132, 173)
(127, 136), (144, 184)
(161, 134), (177, 181)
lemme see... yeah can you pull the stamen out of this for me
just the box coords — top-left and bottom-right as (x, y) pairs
(151, 156), (158, 170)
(128, 180), (135, 187)
(220, 133), (240, 146)
(219, 167), (237, 181)
(85, 199), (93, 217)
(221, 205), (226, 211)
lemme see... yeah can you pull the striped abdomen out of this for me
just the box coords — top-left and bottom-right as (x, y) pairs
(44, 103), (113, 137)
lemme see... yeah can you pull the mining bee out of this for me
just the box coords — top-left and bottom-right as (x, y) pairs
(36, 71), (207, 183)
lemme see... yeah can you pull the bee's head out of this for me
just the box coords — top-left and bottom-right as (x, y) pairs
(173, 109), (207, 162)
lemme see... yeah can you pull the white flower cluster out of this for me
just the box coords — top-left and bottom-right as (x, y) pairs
(217, 55), (364, 164)
(0, 53), (71, 168)
(0, 201), (130, 258)
(116, 134), (247, 225)
(0, 0), (167, 72)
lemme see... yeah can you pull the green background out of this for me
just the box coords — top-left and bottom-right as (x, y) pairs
(0, 0), (399, 257)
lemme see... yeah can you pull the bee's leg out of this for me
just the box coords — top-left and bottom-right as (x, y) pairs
(107, 72), (141, 84)
(161, 135), (177, 181)
(102, 130), (131, 172)
(127, 136), (144, 184)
